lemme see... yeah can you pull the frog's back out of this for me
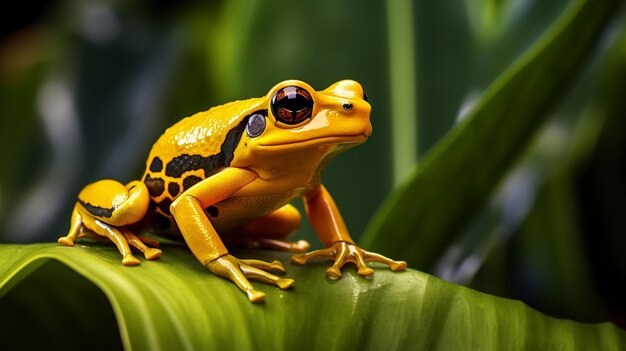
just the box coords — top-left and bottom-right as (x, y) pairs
(141, 97), (265, 230)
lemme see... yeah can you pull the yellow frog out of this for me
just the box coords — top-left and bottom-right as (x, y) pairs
(58, 79), (406, 302)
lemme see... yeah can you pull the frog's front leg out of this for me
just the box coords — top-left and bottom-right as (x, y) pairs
(170, 167), (294, 303)
(291, 185), (407, 279)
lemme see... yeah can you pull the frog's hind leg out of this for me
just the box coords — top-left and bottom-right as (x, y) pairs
(136, 235), (160, 248)
(78, 226), (112, 243)
(58, 204), (83, 247)
(228, 204), (310, 253)
(120, 228), (162, 260)
(79, 211), (141, 266)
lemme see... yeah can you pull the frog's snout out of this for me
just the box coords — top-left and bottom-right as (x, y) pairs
(321, 80), (372, 138)
(324, 80), (368, 101)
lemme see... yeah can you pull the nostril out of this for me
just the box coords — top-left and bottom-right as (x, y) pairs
(342, 103), (353, 111)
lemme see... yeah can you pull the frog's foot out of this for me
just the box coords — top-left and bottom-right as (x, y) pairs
(291, 241), (407, 279)
(121, 229), (162, 260)
(78, 212), (144, 266)
(57, 236), (75, 247)
(77, 227), (149, 264)
(248, 238), (311, 253)
(122, 254), (141, 266)
(206, 254), (294, 303)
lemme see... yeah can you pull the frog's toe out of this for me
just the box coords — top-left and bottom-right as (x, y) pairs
(389, 260), (407, 271)
(290, 247), (335, 265)
(239, 263), (294, 290)
(290, 254), (307, 265)
(144, 248), (162, 260)
(292, 240), (311, 253)
(122, 255), (141, 266)
(253, 238), (311, 253)
(270, 260), (286, 273)
(357, 266), (375, 277)
(240, 258), (285, 274)
(58, 236), (75, 247)
(246, 289), (267, 303)
(277, 278), (295, 290)
(326, 266), (343, 280)
(363, 250), (407, 272)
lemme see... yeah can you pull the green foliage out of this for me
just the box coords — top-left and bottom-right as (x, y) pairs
(2, 243), (625, 350)
(360, 0), (619, 269)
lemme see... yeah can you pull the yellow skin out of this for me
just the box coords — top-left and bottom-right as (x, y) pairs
(58, 80), (407, 302)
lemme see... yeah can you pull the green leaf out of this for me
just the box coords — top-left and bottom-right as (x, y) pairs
(1, 243), (625, 349)
(360, 0), (621, 269)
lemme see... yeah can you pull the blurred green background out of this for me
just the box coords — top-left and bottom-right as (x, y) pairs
(1, 0), (624, 329)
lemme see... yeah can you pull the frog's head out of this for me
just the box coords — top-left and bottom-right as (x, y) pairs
(242, 79), (371, 156)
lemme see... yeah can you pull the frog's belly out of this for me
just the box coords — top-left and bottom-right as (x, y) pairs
(208, 193), (298, 234)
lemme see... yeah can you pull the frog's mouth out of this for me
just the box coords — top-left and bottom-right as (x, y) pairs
(257, 133), (368, 152)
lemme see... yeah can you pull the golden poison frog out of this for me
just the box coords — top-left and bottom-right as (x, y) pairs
(58, 80), (406, 302)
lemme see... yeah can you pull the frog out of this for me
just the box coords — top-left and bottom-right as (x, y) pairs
(58, 79), (407, 302)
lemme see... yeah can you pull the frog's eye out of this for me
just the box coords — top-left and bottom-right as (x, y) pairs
(271, 86), (313, 125)
(246, 113), (266, 138)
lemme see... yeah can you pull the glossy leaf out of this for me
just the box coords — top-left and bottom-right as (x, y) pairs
(1, 243), (625, 350)
(360, 0), (621, 269)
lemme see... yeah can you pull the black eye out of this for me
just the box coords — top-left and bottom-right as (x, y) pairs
(271, 86), (313, 125)
(342, 103), (353, 111)
(246, 113), (266, 137)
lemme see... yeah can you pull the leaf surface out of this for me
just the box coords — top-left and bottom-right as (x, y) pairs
(1, 243), (624, 350)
